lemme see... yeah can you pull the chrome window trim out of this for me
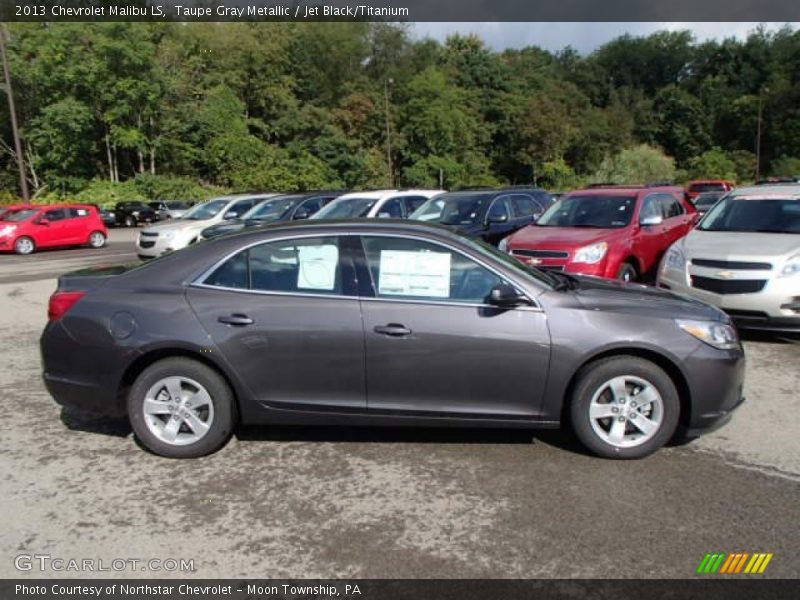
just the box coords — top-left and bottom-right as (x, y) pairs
(190, 230), (544, 311)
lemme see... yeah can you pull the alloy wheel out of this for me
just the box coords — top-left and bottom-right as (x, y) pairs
(588, 375), (664, 448)
(142, 376), (215, 446)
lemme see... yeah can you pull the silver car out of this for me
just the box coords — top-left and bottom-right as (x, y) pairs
(658, 184), (800, 334)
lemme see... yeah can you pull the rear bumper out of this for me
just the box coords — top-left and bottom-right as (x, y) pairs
(43, 372), (126, 417)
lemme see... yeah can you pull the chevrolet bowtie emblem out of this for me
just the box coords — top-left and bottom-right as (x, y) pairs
(716, 270), (735, 279)
(526, 257), (543, 265)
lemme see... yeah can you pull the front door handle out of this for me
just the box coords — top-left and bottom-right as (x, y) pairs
(373, 323), (412, 337)
(218, 314), (254, 326)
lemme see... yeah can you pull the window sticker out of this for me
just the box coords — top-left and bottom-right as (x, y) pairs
(297, 244), (338, 290)
(378, 250), (451, 298)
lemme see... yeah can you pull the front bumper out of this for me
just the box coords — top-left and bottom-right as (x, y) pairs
(682, 341), (746, 435)
(659, 266), (800, 332)
(136, 232), (192, 258)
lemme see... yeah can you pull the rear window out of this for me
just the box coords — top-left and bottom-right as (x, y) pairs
(690, 183), (726, 193)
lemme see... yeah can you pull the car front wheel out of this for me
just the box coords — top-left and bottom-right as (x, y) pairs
(570, 356), (679, 459)
(124, 215), (136, 227)
(14, 236), (35, 255)
(127, 358), (236, 458)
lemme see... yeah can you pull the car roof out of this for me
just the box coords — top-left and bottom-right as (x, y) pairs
(570, 185), (684, 196)
(730, 184), (800, 198)
(689, 179), (731, 184)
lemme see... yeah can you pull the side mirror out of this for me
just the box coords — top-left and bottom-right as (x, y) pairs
(377, 212), (392, 219)
(487, 213), (509, 225)
(640, 214), (663, 227)
(37, 218), (50, 226)
(488, 283), (531, 308)
(223, 211), (238, 220)
(293, 209), (311, 220)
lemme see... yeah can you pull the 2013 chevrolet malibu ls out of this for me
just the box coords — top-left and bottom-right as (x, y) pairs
(41, 221), (745, 459)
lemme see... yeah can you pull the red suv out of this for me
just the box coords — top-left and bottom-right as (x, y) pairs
(686, 179), (733, 201)
(0, 204), (108, 255)
(502, 185), (697, 281)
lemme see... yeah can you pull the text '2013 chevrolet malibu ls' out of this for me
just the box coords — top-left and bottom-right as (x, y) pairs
(41, 220), (745, 459)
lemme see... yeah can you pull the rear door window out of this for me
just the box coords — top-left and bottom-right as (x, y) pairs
(203, 236), (352, 296)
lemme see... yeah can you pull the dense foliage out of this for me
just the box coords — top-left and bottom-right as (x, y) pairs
(1, 22), (799, 201)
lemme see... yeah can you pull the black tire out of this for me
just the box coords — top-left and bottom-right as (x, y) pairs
(569, 356), (680, 459)
(616, 261), (638, 282)
(124, 215), (136, 227)
(13, 236), (35, 255)
(127, 357), (236, 458)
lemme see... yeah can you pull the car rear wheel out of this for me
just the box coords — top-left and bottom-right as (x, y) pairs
(88, 231), (106, 248)
(128, 358), (236, 458)
(569, 356), (679, 459)
(14, 236), (35, 255)
(124, 215), (136, 227)
(616, 262), (638, 282)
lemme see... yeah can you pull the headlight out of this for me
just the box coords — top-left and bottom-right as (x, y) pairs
(572, 241), (608, 264)
(779, 253), (800, 277)
(498, 236), (510, 253)
(676, 319), (739, 350)
(0, 225), (16, 237)
(663, 244), (685, 270)
(132, 211), (140, 216)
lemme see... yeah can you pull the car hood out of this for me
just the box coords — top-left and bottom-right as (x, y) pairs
(510, 225), (623, 248)
(570, 274), (725, 321)
(141, 219), (209, 235)
(679, 230), (800, 260)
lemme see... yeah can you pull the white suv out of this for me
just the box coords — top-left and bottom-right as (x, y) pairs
(311, 189), (444, 220)
(658, 184), (800, 335)
(136, 194), (276, 259)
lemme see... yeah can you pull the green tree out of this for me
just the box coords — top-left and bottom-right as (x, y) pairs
(592, 144), (676, 184)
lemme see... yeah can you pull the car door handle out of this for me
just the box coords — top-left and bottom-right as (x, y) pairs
(373, 323), (412, 337)
(217, 314), (254, 326)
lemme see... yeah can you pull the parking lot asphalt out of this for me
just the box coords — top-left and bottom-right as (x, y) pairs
(0, 230), (798, 578)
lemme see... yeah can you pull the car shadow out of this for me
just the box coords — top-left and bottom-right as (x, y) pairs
(57, 406), (596, 457)
(739, 330), (799, 344)
(60, 406), (131, 438)
(235, 424), (594, 455)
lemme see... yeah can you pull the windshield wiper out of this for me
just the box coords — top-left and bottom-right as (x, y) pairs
(547, 270), (579, 291)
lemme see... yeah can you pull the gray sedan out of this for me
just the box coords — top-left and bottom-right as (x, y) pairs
(41, 221), (744, 459)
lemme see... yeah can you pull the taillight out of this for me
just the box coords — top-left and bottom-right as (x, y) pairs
(47, 290), (86, 321)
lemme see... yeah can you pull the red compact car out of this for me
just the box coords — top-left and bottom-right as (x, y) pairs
(686, 179), (734, 201)
(0, 204), (108, 255)
(502, 185), (697, 281)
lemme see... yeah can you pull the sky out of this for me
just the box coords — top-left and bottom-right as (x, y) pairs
(411, 22), (796, 53)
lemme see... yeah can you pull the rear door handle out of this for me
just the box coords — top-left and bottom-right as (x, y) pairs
(373, 323), (412, 337)
(218, 314), (254, 326)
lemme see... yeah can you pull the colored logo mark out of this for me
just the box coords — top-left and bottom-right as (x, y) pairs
(697, 552), (773, 574)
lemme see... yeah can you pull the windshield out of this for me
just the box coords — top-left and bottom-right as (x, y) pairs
(313, 197), (377, 219)
(181, 199), (228, 221)
(537, 195), (635, 228)
(165, 201), (191, 209)
(697, 196), (800, 233)
(410, 194), (490, 225)
(690, 183), (726, 193)
(1, 209), (38, 222)
(245, 197), (299, 221)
